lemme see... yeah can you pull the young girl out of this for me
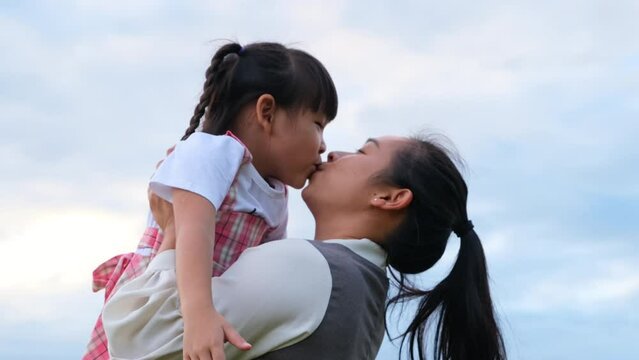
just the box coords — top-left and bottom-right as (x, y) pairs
(84, 41), (338, 360)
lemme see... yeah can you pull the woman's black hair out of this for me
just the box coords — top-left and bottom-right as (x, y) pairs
(380, 136), (506, 360)
(182, 42), (338, 140)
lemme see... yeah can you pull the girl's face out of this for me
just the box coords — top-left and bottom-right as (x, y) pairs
(302, 136), (409, 214)
(268, 109), (327, 189)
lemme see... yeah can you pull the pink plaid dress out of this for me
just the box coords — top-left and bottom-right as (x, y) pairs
(83, 144), (281, 360)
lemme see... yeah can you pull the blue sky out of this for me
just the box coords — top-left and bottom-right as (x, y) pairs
(1, 1), (638, 359)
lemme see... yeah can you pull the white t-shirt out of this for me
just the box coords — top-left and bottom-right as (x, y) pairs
(148, 132), (288, 241)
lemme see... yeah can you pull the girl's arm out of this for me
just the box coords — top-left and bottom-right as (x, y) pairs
(172, 188), (251, 360)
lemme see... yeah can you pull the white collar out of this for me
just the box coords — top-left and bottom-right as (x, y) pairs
(244, 162), (287, 197)
(322, 238), (387, 269)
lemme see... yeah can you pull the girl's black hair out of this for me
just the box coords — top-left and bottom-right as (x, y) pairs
(380, 136), (506, 360)
(182, 42), (338, 140)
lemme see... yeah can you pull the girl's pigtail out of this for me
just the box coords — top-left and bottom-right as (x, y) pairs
(181, 56), (219, 140)
(181, 43), (243, 140)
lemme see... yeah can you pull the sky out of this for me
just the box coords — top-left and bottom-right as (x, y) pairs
(1, 0), (638, 359)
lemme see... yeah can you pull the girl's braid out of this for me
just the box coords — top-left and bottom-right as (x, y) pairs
(181, 43), (242, 140)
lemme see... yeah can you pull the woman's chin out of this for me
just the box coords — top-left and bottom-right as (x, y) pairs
(301, 182), (316, 202)
(287, 177), (306, 190)
(300, 187), (320, 218)
(301, 182), (311, 196)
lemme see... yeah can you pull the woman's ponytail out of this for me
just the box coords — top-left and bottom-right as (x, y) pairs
(429, 226), (504, 360)
(382, 137), (506, 360)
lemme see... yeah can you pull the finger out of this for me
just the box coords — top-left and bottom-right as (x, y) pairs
(155, 145), (175, 171)
(149, 190), (158, 203)
(211, 345), (225, 360)
(223, 324), (251, 351)
(200, 349), (212, 360)
(152, 192), (170, 211)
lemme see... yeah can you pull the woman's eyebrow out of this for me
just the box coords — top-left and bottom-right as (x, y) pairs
(365, 138), (380, 148)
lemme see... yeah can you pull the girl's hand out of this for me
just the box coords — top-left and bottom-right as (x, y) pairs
(183, 307), (251, 360)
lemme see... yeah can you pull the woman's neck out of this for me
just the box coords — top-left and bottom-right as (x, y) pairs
(314, 228), (361, 241)
(313, 213), (381, 242)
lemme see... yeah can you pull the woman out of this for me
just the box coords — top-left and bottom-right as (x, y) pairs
(103, 135), (506, 360)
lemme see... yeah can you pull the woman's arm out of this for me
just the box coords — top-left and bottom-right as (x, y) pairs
(212, 239), (331, 359)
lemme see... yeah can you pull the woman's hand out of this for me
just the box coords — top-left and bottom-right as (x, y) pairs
(148, 189), (175, 233)
(183, 307), (251, 360)
(149, 145), (177, 239)
(155, 145), (176, 169)
(148, 190), (177, 251)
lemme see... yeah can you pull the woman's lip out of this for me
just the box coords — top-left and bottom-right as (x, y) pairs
(308, 166), (322, 180)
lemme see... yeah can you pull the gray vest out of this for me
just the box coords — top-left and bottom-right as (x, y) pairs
(257, 241), (389, 360)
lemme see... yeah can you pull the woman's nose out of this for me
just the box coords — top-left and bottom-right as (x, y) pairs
(328, 151), (347, 162)
(319, 139), (327, 154)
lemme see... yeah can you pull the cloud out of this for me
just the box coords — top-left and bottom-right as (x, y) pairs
(482, 224), (639, 315)
(0, 206), (145, 293)
(0, 178), (150, 318)
(513, 259), (639, 313)
(293, 0), (639, 162)
(1, 1), (639, 359)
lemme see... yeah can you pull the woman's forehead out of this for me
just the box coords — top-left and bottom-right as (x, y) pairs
(364, 136), (409, 150)
(326, 136), (408, 153)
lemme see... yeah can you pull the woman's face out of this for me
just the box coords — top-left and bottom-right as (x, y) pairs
(302, 136), (409, 214)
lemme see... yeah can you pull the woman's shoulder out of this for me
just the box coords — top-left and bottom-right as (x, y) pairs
(214, 239), (333, 358)
(223, 239), (333, 309)
(239, 239), (326, 269)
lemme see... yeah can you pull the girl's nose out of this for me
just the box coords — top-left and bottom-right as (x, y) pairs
(328, 151), (347, 162)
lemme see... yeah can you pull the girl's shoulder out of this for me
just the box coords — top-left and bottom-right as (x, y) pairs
(184, 131), (253, 166)
(150, 132), (250, 210)
(184, 132), (246, 152)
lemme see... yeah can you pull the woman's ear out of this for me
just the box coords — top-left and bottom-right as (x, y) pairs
(255, 94), (276, 133)
(370, 188), (413, 210)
